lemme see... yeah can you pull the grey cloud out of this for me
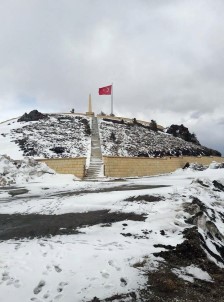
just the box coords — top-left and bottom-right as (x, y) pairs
(190, 111), (203, 120)
(216, 117), (224, 126)
(0, 0), (223, 153)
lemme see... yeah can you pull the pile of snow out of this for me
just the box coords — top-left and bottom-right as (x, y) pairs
(0, 155), (55, 186)
(181, 161), (224, 172)
(209, 161), (224, 169)
(188, 162), (207, 171)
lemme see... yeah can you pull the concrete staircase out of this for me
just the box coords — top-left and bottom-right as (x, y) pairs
(85, 117), (104, 180)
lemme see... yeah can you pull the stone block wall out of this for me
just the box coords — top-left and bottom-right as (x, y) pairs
(103, 156), (224, 178)
(38, 157), (86, 179)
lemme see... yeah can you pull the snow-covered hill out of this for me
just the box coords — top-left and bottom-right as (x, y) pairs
(99, 118), (221, 157)
(0, 113), (221, 160)
(1, 112), (223, 301)
(0, 114), (91, 159)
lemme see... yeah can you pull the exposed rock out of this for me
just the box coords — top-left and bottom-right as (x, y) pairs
(49, 147), (66, 154)
(166, 124), (200, 145)
(183, 162), (190, 169)
(206, 221), (224, 241)
(79, 117), (91, 135)
(213, 180), (224, 191)
(147, 226), (224, 301)
(18, 110), (48, 122)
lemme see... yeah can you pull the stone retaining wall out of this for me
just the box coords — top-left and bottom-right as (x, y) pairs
(37, 158), (86, 179)
(103, 156), (224, 178)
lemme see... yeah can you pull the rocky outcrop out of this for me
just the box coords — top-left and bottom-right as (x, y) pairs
(166, 124), (200, 145)
(18, 110), (47, 122)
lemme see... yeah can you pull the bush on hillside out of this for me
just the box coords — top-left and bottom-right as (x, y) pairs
(167, 124), (200, 145)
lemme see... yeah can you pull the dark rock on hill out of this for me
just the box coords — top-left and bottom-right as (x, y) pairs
(18, 110), (48, 122)
(80, 117), (91, 135)
(166, 124), (200, 145)
(49, 147), (66, 154)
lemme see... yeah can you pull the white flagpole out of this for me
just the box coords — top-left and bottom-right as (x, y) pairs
(111, 83), (113, 115)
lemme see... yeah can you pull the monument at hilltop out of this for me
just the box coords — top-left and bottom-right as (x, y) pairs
(86, 94), (94, 117)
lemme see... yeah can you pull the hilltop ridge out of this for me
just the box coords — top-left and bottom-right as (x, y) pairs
(98, 118), (221, 158)
(0, 111), (221, 159)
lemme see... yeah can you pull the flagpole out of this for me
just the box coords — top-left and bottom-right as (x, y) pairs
(111, 83), (113, 115)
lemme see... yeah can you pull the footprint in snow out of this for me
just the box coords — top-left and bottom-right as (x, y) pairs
(108, 260), (121, 271)
(54, 294), (63, 300)
(39, 242), (46, 247)
(2, 271), (21, 288)
(43, 265), (51, 275)
(101, 271), (110, 279)
(104, 284), (113, 289)
(2, 271), (9, 281)
(43, 292), (50, 299)
(15, 243), (21, 250)
(120, 277), (128, 287)
(54, 265), (62, 273)
(57, 281), (68, 292)
(33, 280), (46, 295)
(30, 298), (43, 302)
(6, 278), (21, 288)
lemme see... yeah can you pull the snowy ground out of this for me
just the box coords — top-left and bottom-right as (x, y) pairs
(98, 118), (220, 157)
(0, 159), (224, 301)
(0, 114), (91, 159)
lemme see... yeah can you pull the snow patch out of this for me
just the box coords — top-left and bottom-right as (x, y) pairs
(172, 265), (213, 283)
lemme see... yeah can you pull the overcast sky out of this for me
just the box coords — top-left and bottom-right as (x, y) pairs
(0, 0), (223, 154)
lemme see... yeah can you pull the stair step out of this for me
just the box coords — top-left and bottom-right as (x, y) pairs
(85, 117), (104, 180)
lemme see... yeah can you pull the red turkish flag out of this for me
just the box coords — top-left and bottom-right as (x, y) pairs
(99, 85), (112, 95)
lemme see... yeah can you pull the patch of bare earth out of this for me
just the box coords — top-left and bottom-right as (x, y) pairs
(0, 210), (146, 240)
(124, 195), (164, 203)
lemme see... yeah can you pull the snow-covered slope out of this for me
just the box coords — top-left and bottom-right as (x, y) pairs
(0, 114), (221, 161)
(99, 118), (220, 157)
(0, 114), (91, 159)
